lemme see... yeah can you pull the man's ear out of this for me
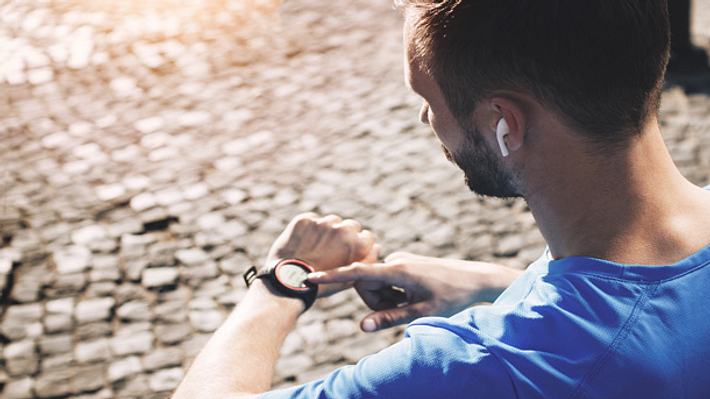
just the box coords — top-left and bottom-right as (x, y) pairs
(490, 96), (527, 155)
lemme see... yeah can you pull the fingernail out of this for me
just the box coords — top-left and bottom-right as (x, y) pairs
(307, 272), (325, 280)
(362, 318), (377, 332)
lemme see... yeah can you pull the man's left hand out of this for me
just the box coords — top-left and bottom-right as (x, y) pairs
(265, 212), (379, 297)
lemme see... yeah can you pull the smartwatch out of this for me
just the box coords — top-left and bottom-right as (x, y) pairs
(243, 259), (319, 311)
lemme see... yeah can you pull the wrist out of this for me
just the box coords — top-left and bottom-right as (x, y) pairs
(244, 258), (318, 312)
(247, 279), (307, 314)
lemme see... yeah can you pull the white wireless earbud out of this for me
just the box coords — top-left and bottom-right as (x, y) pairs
(496, 118), (510, 157)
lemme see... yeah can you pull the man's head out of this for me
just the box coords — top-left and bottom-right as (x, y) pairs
(400, 0), (671, 198)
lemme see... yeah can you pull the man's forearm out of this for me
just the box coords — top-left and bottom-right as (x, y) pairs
(172, 280), (303, 399)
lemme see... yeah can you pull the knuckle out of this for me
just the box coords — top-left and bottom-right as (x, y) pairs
(293, 219), (312, 230)
(340, 263), (362, 279)
(342, 219), (362, 229)
(359, 229), (374, 241)
(350, 262), (372, 278)
(349, 262), (366, 273)
(293, 213), (317, 227)
(379, 312), (396, 328)
(388, 261), (407, 272)
(338, 223), (361, 235)
(334, 226), (350, 237)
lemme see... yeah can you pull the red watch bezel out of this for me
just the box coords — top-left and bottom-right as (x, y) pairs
(273, 259), (316, 292)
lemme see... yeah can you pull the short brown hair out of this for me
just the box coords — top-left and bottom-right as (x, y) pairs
(399, 0), (671, 145)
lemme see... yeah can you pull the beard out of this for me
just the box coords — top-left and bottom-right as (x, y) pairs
(441, 124), (521, 198)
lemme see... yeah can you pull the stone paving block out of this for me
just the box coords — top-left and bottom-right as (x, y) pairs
(155, 323), (192, 345)
(34, 369), (73, 398)
(71, 225), (108, 246)
(141, 347), (184, 371)
(46, 297), (74, 314)
(116, 300), (153, 321)
(108, 356), (143, 383)
(38, 334), (73, 355)
(87, 281), (119, 297)
(174, 248), (209, 266)
(324, 318), (359, 342)
(114, 373), (150, 398)
(51, 272), (87, 296)
(142, 267), (179, 288)
(0, 254), (12, 292)
(4, 340), (39, 376)
(148, 367), (184, 392)
(181, 262), (219, 282)
(10, 265), (45, 303)
(3, 377), (33, 399)
(53, 245), (91, 274)
(75, 297), (115, 324)
(90, 264), (121, 282)
(42, 352), (73, 370)
(110, 330), (154, 356)
(130, 193), (157, 212)
(75, 338), (111, 364)
(75, 322), (113, 341)
(123, 258), (149, 281)
(188, 308), (224, 333)
(1, 304), (43, 340)
(71, 364), (106, 394)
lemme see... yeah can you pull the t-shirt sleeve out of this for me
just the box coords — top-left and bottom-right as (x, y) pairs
(258, 322), (516, 399)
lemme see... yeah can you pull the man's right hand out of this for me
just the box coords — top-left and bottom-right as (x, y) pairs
(307, 252), (523, 332)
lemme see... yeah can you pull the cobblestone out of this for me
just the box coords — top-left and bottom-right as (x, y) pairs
(148, 367), (184, 392)
(107, 356), (142, 383)
(1, 304), (43, 340)
(1, 0), (709, 397)
(75, 338), (111, 364)
(5, 339), (39, 376)
(110, 330), (154, 356)
(141, 347), (183, 371)
(34, 369), (73, 398)
(3, 377), (33, 399)
(38, 334), (72, 355)
(52, 246), (91, 274)
(74, 297), (115, 324)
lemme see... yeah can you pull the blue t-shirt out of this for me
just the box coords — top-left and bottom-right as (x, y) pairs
(262, 213), (710, 397)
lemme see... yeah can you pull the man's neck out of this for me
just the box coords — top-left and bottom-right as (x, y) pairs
(524, 123), (710, 265)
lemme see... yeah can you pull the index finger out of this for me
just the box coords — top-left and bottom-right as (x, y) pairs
(307, 262), (395, 284)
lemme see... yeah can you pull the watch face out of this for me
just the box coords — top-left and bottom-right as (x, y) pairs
(275, 263), (310, 289)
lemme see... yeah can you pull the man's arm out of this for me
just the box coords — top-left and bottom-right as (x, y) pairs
(172, 279), (302, 399)
(172, 214), (524, 398)
(308, 252), (524, 332)
(172, 213), (376, 398)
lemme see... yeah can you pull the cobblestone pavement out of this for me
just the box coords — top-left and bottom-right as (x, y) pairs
(1, 1), (709, 398)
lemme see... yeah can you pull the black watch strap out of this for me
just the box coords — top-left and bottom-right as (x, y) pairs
(243, 266), (260, 287)
(243, 260), (318, 311)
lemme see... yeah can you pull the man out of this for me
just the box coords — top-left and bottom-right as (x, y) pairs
(173, 1), (710, 398)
